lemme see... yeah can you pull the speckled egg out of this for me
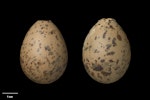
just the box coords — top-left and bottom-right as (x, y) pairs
(20, 20), (68, 84)
(82, 18), (131, 84)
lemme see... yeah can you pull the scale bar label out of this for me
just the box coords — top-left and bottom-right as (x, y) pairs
(2, 92), (18, 94)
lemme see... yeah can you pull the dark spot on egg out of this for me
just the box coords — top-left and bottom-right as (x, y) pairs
(55, 35), (58, 40)
(107, 51), (115, 55)
(95, 36), (97, 40)
(89, 45), (92, 49)
(84, 45), (92, 51)
(45, 24), (48, 27)
(46, 57), (51, 66)
(45, 45), (51, 51)
(106, 44), (111, 50)
(91, 71), (95, 77)
(101, 71), (111, 76)
(109, 25), (115, 29)
(101, 59), (105, 63)
(86, 58), (89, 62)
(109, 59), (114, 62)
(112, 38), (117, 46)
(114, 66), (120, 70)
(37, 61), (42, 66)
(41, 27), (44, 30)
(20, 57), (24, 64)
(84, 47), (88, 51)
(107, 78), (110, 81)
(94, 49), (100, 53)
(50, 30), (56, 35)
(117, 34), (122, 41)
(39, 30), (44, 34)
(57, 43), (60, 47)
(116, 59), (119, 64)
(97, 73), (102, 79)
(103, 31), (107, 38)
(93, 65), (103, 71)
(43, 62), (45, 64)
(95, 60), (97, 63)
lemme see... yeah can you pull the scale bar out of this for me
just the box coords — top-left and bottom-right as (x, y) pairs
(2, 92), (18, 94)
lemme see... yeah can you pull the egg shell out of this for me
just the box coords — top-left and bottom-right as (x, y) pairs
(82, 18), (131, 84)
(20, 20), (68, 84)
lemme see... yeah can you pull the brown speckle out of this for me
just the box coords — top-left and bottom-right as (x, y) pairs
(50, 30), (56, 35)
(41, 27), (44, 30)
(101, 71), (111, 76)
(89, 45), (92, 49)
(39, 43), (42, 48)
(37, 61), (42, 66)
(114, 66), (120, 70)
(93, 65), (103, 71)
(84, 45), (92, 51)
(84, 47), (88, 51)
(55, 35), (58, 40)
(110, 25), (114, 29)
(45, 45), (51, 51)
(108, 37), (111, 40)
(48, 51), (53, 55)
(86, 58), (89, 62)
(43, 70), (50, 76)
(46, 57), (51, 66)
(29, 43), (33, 46)
(101, 59), (105, 63)
(109, 59), (114, 62)
(45, 24), (48, 27)
(57, 43), (60, 47)
(116, 59), (119, 64)
(108, 20), (111, 25)
(92, 63), (95, 66)
(97, 73), (102, 79)
(117, 34), (122, 41)
(84, 64), (89, 70)
(91, 72), (95, 76)
(107, 51), (115, 55)
(103, 31), (107, 38)
(94, 49), (100, 53)
(95, 36), (97, 40)
(52, 56), (55, 59)
(98, 57), (101, 60)
(39, 30), (44, 34)
(107, 78), (110, 81)
(36, 66), (39, 69)
(112, 38), (117, 46)
(20, 57), (24, 64)
(106, 44), (111, 50)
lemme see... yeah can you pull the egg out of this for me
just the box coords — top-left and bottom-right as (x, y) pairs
(82, 18), (131, 84)
(20, 20), (68, 84)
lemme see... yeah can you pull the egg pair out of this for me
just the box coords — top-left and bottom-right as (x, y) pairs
(20, 18), (131, 84)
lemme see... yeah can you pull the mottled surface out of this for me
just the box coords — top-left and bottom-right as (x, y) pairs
(82, 18), (131, 84)
(20, 20), (68, 84)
